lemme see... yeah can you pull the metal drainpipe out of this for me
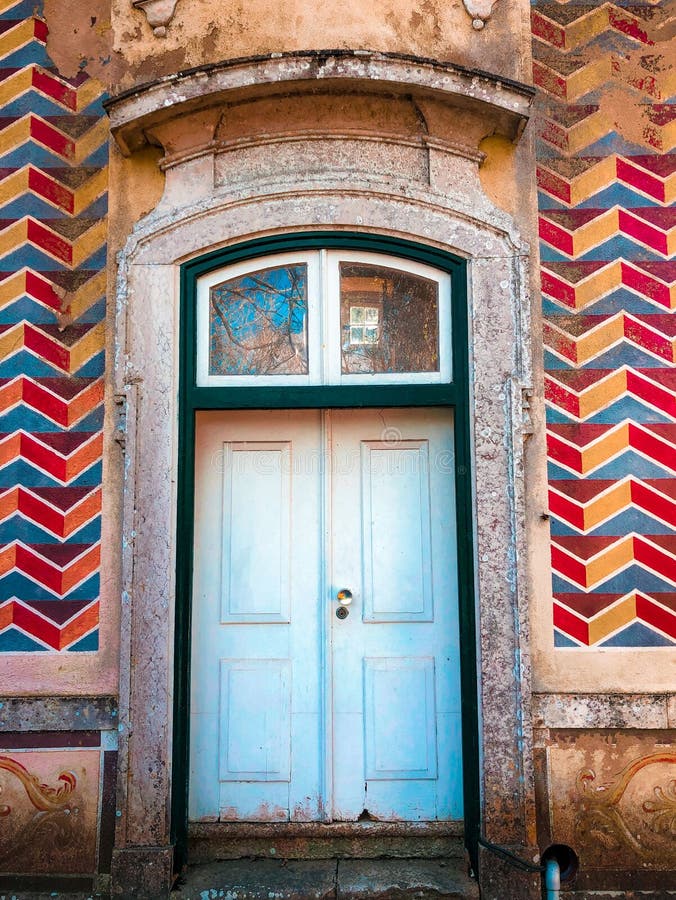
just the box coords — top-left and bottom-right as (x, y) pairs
(545, 857), (561, 900)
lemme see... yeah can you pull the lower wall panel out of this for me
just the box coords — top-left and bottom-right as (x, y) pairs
(0, 729), (117, 882)
(535, 728), (676, 891)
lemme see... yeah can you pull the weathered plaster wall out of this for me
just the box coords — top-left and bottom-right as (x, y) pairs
(109, 0), (532, 91)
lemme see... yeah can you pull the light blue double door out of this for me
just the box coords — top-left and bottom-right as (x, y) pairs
(189, 407), (463, 823)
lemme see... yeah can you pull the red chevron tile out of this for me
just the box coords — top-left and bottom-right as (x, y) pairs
(0, 542), (101, 594)
(0, 485), (101, 537)
(0, 376), (103, 426)
(0, 431), (102, 481)
(616, 154), (676, 204)
(0, 598), (98, 650)
(636, 592), (676, 638)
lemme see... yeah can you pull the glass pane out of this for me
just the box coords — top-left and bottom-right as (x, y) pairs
(340, 263), (439, 375)
(209, 264), (308, 376)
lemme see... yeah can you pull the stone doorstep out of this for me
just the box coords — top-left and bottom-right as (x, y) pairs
(170, 858), (480, 900)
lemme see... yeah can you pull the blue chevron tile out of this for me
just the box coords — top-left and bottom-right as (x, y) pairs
(0, 626), (49, 651)
(598, 621), (675, 647)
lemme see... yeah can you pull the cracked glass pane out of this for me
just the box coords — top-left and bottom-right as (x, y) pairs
(340, 263), (439, 374)
(209, 264), (308, 376)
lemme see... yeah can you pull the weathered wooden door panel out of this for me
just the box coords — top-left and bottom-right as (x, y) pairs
(189, 408), (462, 823)
(330, 408), (462, 821)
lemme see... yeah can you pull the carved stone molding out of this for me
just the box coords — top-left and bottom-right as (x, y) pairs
(463, 0), (501, 30)
(132, 0), (179, 38)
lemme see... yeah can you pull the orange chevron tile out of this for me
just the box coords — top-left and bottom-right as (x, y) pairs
(549, 478), (676, 531)
(0, 217), (107, 267)
(0, 269), (107, 320)
(540, 206), (675, 257)
(0, 114), (109, 164)
(539, 104), (609, 155)
(541, 260), (622, 308)
(547, 367), (676, 419)
(0, 166), (108, 215)
(537, 154), (675, 206)
(0, 376), (103, 426)
(587, 592), (639, 644)
(541, 259), (675, 309)
(539, 208), (619, 256)
(544, 313), (676, 365)
(0, 485), (101, 537)
(0, 598), (99, 650)
(0, 542), (100, 594)
(0, 322), (104, 372)
(533, 44), (613, 102)
(552, 534), (676, 590)
(546, 422), (676, 475)
(0, 431), (102, 482)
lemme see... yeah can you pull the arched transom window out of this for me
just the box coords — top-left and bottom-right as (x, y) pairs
(196, 251), (452, 386)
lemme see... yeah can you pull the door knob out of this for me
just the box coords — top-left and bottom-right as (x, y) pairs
(336, 588), (353, 606)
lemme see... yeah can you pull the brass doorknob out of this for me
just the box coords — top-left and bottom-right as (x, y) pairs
(336, 588), (353, 606)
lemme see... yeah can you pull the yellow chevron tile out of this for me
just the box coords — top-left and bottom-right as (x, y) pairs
(555, 6), (611, 52)
(568, 156), (617, 207)
(0, 323), (24, 362)
(586, 535), (634, 587)
(70, 219), (108, 268)
(588, 594), (637, 644)
(67, 321), (105, 371)
(0, 68), (34, 108)
(614, 55), (676, 102)
(0, 219), (29, 258)
(580, 423), (629, 474)
(573, 259), (623, 308)
(0, 116), (72, 161)
(571, 208), (619, 256)
(575, 314), (625, 365)
(565, 54), (613, 102)
(75, 79), (107, 113)
(0, 168), (30, 207)
(64, 271), (107, 320)
(563, 110), (612, 155)
(584, 480), (633, 530)
(578, 369), (627, 419)
(73, 118), (110, 165)
(0, 18), (42, 61)
(73, 168), (108, 215)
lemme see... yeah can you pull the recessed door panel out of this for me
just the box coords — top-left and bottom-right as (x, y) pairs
(361, 441), (433, 622)
(364, 657), (437, 780)
(218, 659), (291, 781)
(221, 443), (291, 623)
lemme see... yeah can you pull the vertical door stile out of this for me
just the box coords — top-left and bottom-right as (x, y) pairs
(320, 408), (334, 820)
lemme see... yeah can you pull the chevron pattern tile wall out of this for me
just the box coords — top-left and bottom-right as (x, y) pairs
(534, 0), (676, 647)
(0, 0), (106, 651)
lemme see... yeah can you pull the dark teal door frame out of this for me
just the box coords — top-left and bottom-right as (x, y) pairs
(172, 231), (480, 872)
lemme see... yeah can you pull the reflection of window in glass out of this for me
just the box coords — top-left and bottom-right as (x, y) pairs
(349, 307), (380, 345)
(340, 264), (439, 374)
(209, 265), (308, 376)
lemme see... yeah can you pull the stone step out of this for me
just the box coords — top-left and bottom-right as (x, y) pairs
(172, 858), (480, 900)
(188, 822), (466, 862)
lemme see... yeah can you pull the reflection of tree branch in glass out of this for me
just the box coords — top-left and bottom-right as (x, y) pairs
(209, 265), (309, 375)
(340, 264), (439, 374)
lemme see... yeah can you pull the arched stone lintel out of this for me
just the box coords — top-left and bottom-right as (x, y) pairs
(105, 50), (534, 156)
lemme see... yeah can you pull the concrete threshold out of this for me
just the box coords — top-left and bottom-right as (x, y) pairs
(171, 858), (480, 899)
